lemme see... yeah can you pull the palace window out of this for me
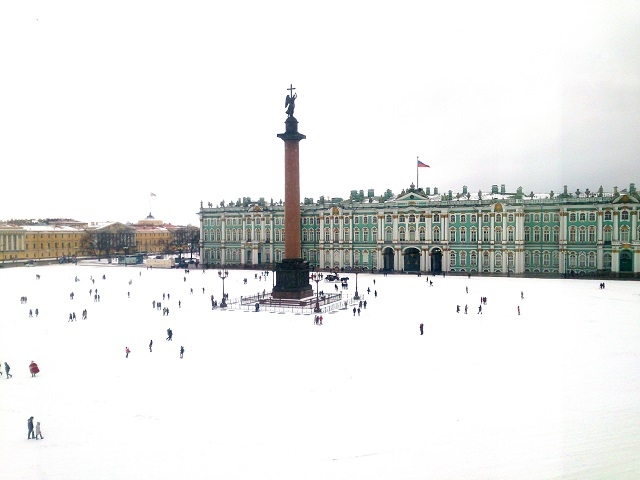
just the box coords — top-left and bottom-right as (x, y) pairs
(334, 229), (340, 243)
(569, 213), (577, 222)
(433, 227), (441, 242)
(621, 210), (629, 221)
(450, 251), (456, 267)
(409, 214), (415, 223)
(344, 228), (350, 242)
(409, 227), (416, 241)
(568, 253), (577, 268)
(470, 227), (478, 243)
(471, 214), (477, 223)
(386, 215), (392, 223)
(399, 215), (406, 223)
(495, 213), (502, 223)
(508, 227), (514, 242)
(543, 227), (550, 242)
(603, 252), (612, 269)
(588, 226), (596, 243)
(361, 228), (368, 242)
(604, 211), (612, 221)
(495, 252), (502, 268)
(460, 227), (467, 243)
(302, 229), (309, 242)
(579, 253), (587, 268)
(579, 212), (586, 222)
(419, 215), (425, 222)
(450, 214), (456, 223)
(483, 214), (489, 223)
(264, 229), (270, 243)
(450, 227), (456, 242)
(568, 227), (576, 242)
(470, 251), (477, 266)
(372, 228), (378, 242)
(508, 252), (514, 268)
(553, 227), (559, 243)
(460, 251), (467, 266)
(482, 227), (490, 242)
(578, 227), (586, 243)
(433, 213), (440, 223)
(604, 226), (612, 242)
(399, 227), (406, 242)
(419, 227), (426, 242)
(543, 213), (550, 223)
(543, 251), (550, 267)
(385, 227), (393, 242)
(508, 214), (514, 223)
(482, 251), (490, 268)
(533, 251), (540, 266)
(553, 251), (559, 267)
(524, 227), (530, 242)
(495, 227), (502, 243)
(589, 212), (596, 222)
(325, 228), (330, 242)
(461, 214), (466, 223)
(588, 252), (596, 268)
(620, 226), (630, 243)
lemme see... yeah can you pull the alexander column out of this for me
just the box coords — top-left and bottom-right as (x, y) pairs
(272, 85), (313, 299)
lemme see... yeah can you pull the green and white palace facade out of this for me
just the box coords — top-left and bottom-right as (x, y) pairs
(198, 184), (640, 277)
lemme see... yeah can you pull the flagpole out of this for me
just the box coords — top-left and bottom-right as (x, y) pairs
(416, 156), (419, 189)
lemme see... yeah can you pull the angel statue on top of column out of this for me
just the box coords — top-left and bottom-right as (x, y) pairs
(285, 92), (297, 117)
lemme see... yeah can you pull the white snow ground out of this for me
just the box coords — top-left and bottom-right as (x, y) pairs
(1, 263), (639, 480)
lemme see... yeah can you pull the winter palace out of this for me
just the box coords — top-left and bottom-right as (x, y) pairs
(198, 183), (640, 277)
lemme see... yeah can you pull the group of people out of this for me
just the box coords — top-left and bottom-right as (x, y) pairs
(27, 416), (44, 440)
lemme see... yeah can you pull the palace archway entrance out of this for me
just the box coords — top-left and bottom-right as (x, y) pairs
(430, 247), (442, 273)
(382, 247), (395, 271)
(620, 250), (633, 272)
(404, 248), (420, 272)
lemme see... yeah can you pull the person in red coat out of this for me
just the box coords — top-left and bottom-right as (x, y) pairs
(29, 361), (39, 377)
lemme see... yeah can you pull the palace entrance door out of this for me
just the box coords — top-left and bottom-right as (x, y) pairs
(430, 247), (442, 273)
(404, 248), (420, 272)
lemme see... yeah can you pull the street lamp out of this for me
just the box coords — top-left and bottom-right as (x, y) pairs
(311, 270), (323, 312)
(353, 266), (361, 300)
(218, 269), (229, 308)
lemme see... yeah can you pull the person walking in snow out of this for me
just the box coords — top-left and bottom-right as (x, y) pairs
(28, 416), (35, 439)
(419, 323), (424, 335)
(5, 362), (12, 378)
(35, 421), (43, 440)
(29, 361), (39, 377)
(166, 328), (173, 341)
(125, 347), (130, 358)
(149, 340), (153, 352)
(180, 346), (184, 359)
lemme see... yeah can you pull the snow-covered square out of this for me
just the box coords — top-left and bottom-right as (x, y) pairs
(1, 263), (639, 480)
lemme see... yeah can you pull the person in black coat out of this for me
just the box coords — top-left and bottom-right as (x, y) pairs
(28, 417), (35, 439)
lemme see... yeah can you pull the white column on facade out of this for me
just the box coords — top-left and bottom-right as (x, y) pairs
(632, 211), (638, 241)
(424, 247), (431, 271)
(392, 213), (398, 243)
(597, 209), (603, 241)
(426, 212), (432, 242)
(442, 211), (449, 242)
(490, 213), (495, 242)
(395, 246), (401, 271)
(613, 210), (619, 241)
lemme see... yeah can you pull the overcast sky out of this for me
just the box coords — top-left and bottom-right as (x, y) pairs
(1, 1), (639, 226)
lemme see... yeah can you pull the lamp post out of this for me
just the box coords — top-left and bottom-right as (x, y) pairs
(311, 270), (323, 312)
(353, 266), (361, 300)
(218, 269), (229, 308)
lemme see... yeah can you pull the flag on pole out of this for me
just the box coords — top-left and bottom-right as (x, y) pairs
(417, 160), (430, 168)
(150, 192), (156, 197)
